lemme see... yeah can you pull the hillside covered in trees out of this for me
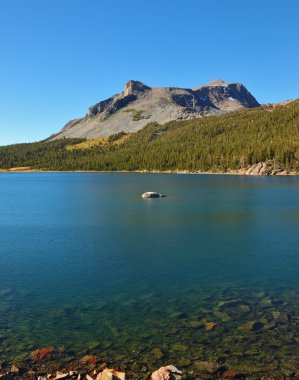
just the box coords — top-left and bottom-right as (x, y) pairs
(0, 100), (298, 173)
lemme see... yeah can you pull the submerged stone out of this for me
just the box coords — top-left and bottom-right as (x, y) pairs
(56, 373), (69, 380)
(151, 365), (182, 380)
(205, 321), (218, 331)
(81, 356), (101, 366)
(242, 320), (264, 331)
(10, 365), (19, 374)
(30, 347), (54, 361)
(96, 369), (125, 380)
(151, 348), (164, 359)
(222, 369), (242, 379)
(193, 361), (222, 374)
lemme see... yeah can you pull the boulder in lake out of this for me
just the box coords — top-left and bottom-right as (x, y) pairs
(142, 192), (166, 198)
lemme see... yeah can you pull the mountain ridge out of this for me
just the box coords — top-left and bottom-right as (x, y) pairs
(53, 79), (260, 140)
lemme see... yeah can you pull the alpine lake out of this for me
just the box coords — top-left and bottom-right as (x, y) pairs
(0, 173), (299, 379)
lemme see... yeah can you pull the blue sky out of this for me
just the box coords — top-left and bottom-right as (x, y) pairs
(0, 0), (298, 145)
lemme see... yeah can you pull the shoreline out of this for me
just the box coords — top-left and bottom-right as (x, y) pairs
(0, 349), (292, 380)
(0, 168), (298, 176)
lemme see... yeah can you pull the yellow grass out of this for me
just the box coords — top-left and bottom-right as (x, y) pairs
(66, 134), (132, 151)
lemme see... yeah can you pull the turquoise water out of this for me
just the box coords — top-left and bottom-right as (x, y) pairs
(0, 173), (299, 376)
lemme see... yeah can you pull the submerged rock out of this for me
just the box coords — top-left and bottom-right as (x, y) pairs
(151, 348), (164, 359)
(151, 365), (182, 380)
(223, 369), (242, 379)
(81, 356), (101, 366)
(10, 365), (19, 374)
(205, 321), (218, 331)
(193, 361), (222, 374)
(96, 369), (125, 380)
(242, 320), (264, 331)
(30, 347), (54, 361)
(55, 373), (69, 380)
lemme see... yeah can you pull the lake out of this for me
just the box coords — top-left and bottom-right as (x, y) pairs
(0, 173), (299, 377)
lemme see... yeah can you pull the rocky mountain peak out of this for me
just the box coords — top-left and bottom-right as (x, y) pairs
(205, 79), (227, 86)
(54, 79), (260, 140)
(122, 80), (151, 96)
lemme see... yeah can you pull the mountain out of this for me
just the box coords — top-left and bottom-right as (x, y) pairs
(1, 99), (298, 174)
(52, 79), (260, 139)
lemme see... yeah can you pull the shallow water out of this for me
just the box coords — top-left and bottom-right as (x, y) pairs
(0, 173), (299, 376)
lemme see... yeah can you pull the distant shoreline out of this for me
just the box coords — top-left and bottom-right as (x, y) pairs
(0, 167), (298, 176)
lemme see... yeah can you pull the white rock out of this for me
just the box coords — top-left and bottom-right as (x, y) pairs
(151, 365), (182, 380)
(56, 373), (69, 380)
(142, 192), (165, 198)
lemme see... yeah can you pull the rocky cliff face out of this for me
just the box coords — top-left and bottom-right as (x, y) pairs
(54, 79), (260, 139)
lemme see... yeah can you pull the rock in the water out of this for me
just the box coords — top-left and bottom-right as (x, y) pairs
(10, 365), (19, 374)
(30, 347), (54, 361)
(151, 348), (164, 359)
(96, 369), (125, 380)
(142, 192), (166, 198)
(205, 321), (218, 331)
(56, 373), (69, 380)
(223, 369), (242, 379)
(193, 361), (222, 374)
(242, 320), (264, 331)
(81, 355), (100, 366)
(151, 365), (182, 380)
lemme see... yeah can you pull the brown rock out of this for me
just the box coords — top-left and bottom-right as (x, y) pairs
(10, 365), (19, 374)
(205, 321), (218, 331)
(30, 347), (54, 361)
(151, 348), (164, 359)
(81, 355), (101, 366)
(242, 320), (264, 331)
(223, 369), (240, 378)
(96, 369), (125, 380)
(193, 361), (222, 374)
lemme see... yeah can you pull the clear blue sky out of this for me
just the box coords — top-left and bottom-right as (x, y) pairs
(0, 0), (298, 145)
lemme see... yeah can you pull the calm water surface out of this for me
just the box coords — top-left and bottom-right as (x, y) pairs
(0, 173), (298, 375)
